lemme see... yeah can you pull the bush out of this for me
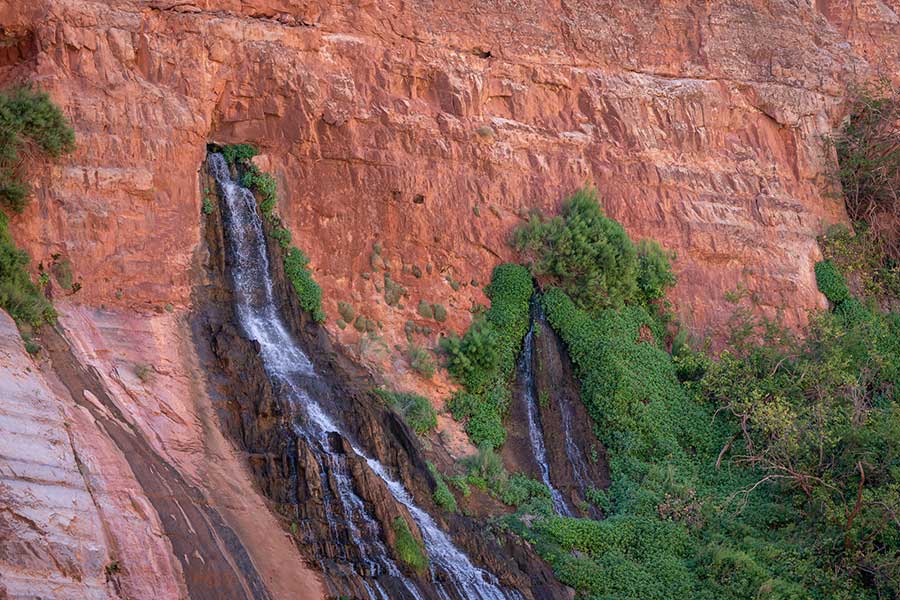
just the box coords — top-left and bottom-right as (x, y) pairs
(284, 247), (324, 322)
(374, 388), (437, 435)
(440, 264), (532, 448)
(514, 188), (641, 311)
(814, 259), (851, 304)
(337, 301), (355, 323)
(461, 443), (507, 489)
(636, 239), (676, 304)
(383, 275), (405, 306)
(432, 303), (447, 322)
(0, 212), (55, 326)
(417, 299), (434, 319)
(241, 168), (277, 216)
(270, 224), (292, 249)
(392, 517), (428, 573)
(221, 143), (258, 166)
(0, 87), (75, 212)
(819, 222), (900, 306)
(441, 319), (500, 392)
(461, 445), (551, 510)
(427, 462), (458, 513)
(407, 342), (436, 379)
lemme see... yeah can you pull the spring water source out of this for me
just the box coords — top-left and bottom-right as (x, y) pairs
(209, 152), (517, 600)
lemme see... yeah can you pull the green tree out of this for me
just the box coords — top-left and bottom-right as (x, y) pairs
(514, 188), (674, 312)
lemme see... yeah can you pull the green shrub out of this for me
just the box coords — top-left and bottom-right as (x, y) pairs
(284, 247), (324, 322)
(417, 299), (434, 319)
(461, 443), (506, 489)
(0, 87), (75, 212)
(440, 264), (532, 448)
(0, 213), (55, 326)
(514, 188), (641, 311)
(441, 319), (500, 392)
(818, 223), (900, 305)
(432, 303), (447, 322)
(407, 342), (436, 379)
(461, 445), (550, 510)
(374, 388), (437, 435)
(337, 301), (355, 323)
(636, 239), (676, 304)
(814, 259), (851, 304)
(427, 462), (458, 513)
(270, 224), (292, 249)
(241, 168), (277, 216)
(383, 274), (405, 306)
(392, 517), (428, 573)
(221, 143), (258, 166)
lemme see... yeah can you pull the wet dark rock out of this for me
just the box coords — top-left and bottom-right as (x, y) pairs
(531, 302), (610, 517)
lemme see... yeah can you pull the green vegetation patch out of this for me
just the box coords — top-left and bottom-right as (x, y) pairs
(513, 188), (675, 312)
(426, 462), (458, 513)
(0, 212), (55, 326)
(374, 388), (437, 435)
(1, 87), (75, 213)
(284, 247), (324, 322)
(0, 87), (74, 327)
(814, 259), (851, 304)
(520, 278), (900, 599)
(441, 263), (533, 448)
(392, 517), (428, 573)
(407, 342), (436, 379)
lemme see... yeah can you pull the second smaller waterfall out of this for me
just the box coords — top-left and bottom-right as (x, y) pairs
(519, 316), (572, 517)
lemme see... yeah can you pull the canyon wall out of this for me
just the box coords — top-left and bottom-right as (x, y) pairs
(4, 0), (898, 355)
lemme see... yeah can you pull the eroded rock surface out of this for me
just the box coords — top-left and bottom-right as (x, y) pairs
(0, 311), (124, 599)
(5, 1), (899, 360)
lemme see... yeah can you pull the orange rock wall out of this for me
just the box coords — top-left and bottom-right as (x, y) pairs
(3, 0), (898, 351)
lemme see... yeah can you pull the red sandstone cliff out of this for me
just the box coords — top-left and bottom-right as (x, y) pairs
(7, 0), (898, 340)
(1, 1), (899, 598)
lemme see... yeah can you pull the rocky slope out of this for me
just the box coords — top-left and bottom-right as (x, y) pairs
(0, 304), (323, 599)
(2, 1), (900, 599)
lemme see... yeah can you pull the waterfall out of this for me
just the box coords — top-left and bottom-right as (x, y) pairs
(560, 384), (592, 496)
(209, 153), (516, 600)
(519, 316), (572, 517)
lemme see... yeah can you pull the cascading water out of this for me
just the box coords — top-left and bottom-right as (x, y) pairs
(559, 383), (592, 495)
(209, 152), (516, 600)
(519, 315), (572, 517)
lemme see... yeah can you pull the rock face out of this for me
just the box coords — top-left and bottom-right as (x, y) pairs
(5, 0), (899, 357)
(0, 302), (324, 600)
(0, 311), (123, 600)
